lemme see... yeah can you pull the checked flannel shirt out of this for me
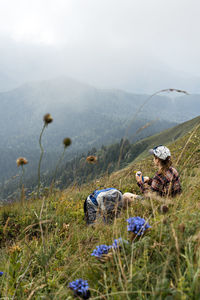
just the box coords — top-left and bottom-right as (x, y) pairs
(137, 166), (181, 197)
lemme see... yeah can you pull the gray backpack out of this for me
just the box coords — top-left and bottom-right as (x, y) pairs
(84, 188), (123, 224)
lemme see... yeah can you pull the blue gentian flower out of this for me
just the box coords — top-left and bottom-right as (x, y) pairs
(127, 217), (151, 236)
(69, 279), (90, 299)
(0, 271), (3, 276)
(112, 238), (129, 249)
(112, 238), (123, 249)
(91, 245), (112, 258)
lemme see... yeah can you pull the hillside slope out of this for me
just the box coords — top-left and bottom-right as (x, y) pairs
(1, 76), (181, 184)
(1, 76), (200, 186)
(132, 115), (200, 161)
(2, 115), (199, 201)
(0, 116), (200, 299)
(53, 115), (200, 189)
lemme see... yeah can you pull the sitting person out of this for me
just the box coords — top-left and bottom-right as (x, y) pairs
(84, 188), (123, 225)
(136, 145), (182, 198)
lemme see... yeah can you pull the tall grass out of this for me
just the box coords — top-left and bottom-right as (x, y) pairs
(0, 124), (200, 298)
(1, 89), (200, 299)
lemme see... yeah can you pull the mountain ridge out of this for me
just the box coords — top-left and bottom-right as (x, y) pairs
(0, 76), (199, 195)
(1, 114), (199, 202)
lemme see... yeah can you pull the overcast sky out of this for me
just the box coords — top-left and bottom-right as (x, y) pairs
(0, 0), (200, 93)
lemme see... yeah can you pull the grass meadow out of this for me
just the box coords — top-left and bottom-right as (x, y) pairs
(0, 121), (200, 299)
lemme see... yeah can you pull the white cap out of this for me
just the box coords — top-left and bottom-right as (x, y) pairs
(149, 145), (171, 160)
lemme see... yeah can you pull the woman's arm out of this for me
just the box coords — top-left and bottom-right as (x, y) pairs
(136, 172), (163, 195)
(136, 173), (151, 193)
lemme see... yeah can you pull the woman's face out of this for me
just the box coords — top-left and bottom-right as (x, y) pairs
(153, 156), (159, 167)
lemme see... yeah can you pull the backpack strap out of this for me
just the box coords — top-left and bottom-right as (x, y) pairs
(89, 188), (116, 206)
(83, 197), (88, 214)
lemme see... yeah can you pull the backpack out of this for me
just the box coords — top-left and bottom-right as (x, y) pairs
(84, 188), (123, 224)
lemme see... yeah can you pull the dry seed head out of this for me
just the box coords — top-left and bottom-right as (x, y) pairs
(178, 223), (185, 233)
(63, 137), (72, 148)
(160, 205), (169, 214)
(162, 88), (189, 95)
(43, 113), (53, 125)
(16, 157), (28, 167)
(86, 155), (98, 164)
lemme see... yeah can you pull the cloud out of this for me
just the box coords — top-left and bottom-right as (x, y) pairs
(0, 0), (199, 92)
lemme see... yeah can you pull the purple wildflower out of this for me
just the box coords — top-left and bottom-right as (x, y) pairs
(69, 279), (90, 299)
(91, 245), (112, 258)
(112, 238), (129, 249)
(127, 217), (151, 236)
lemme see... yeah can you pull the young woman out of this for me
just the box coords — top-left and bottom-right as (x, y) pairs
(136, 145), (181, 197)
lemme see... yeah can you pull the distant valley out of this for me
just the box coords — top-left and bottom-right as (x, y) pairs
(0, 76), (200, 200)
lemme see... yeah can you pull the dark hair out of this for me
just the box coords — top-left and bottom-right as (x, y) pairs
(154, 155), (172, 174)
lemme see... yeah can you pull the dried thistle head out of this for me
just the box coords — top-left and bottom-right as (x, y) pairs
(160, 205), (169, 214)
(43, 113), (53, 125)
(16, 157), (28, 167)
(86, 155), (98, 164)
(63, 137), (72, 148)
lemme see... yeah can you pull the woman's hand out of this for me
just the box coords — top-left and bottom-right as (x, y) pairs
(136, 172), (143, 183)
(136, 172), (149, 184)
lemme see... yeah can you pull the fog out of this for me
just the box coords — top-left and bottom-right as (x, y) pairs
(0, 0), (200, 93)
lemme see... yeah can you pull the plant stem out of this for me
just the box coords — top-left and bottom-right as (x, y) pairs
(19, 165), (25, 201)
(38, 124), (46, 198)
(21, 165), (25, 202)
(52, 147), (66, 189)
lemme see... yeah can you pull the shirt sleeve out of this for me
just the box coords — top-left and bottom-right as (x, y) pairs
(137, 177), (153, 193)
(171, 167), (182, 195)
(137, 175), (164, 195)
(147, 178), (153, 186)
(137, 181), (146, 193)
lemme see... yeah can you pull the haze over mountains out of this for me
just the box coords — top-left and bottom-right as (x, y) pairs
(1, 60), (200, 95)
(0, 76), (200, 197)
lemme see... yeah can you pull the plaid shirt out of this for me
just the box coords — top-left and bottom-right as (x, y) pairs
(137, 166), (181, 197)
